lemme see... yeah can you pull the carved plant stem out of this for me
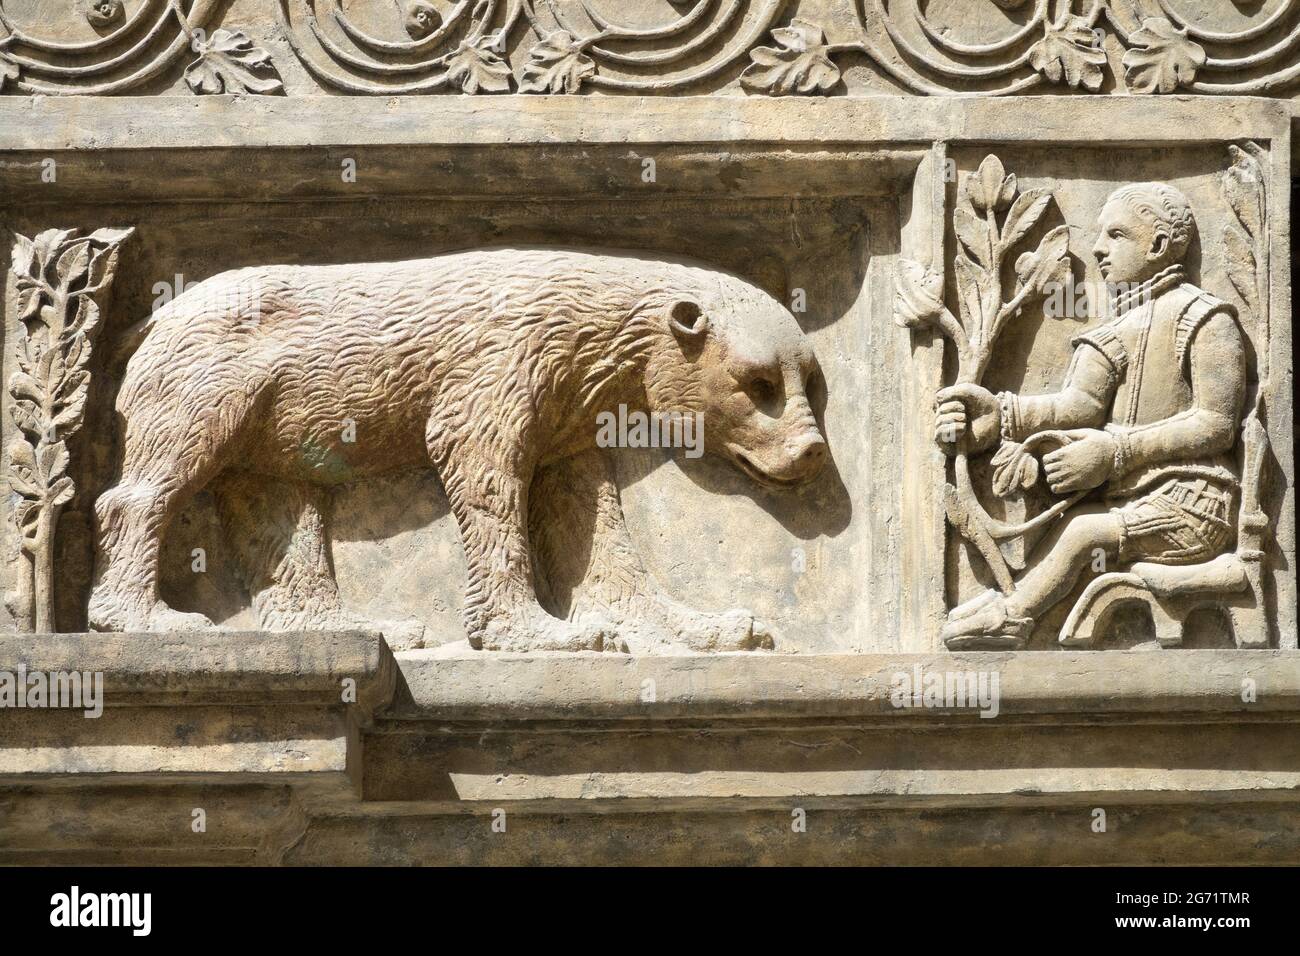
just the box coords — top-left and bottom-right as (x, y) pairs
(1222, 143), (1271, 567)
(4, 227), (133, 632)
(896, 154), (1072, 595)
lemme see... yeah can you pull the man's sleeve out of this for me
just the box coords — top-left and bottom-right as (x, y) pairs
(998, 339), (1117, 442)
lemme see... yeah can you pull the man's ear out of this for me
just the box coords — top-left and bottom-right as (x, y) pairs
(1148, 230), (1170, 262)
(668, 300), (708, 343)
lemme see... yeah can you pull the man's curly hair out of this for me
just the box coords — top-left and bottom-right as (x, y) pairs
(1104, 182), (1198, 265)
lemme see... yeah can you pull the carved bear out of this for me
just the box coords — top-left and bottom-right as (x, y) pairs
(90, 247), (828, 652)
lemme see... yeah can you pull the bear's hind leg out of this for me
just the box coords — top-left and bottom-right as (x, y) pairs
(213, 473), (427, 650)
(90, 421), (232, 632)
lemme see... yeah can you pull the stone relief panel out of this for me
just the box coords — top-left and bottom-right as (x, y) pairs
(1, 174), (899, 652)
(5, 0), (1300, 97)
(86, 247), (826, 652)
(0, 118), (1292, 655)
(896, 142), (1292, 650)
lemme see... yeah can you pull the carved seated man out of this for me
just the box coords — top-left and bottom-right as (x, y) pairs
(934, 183), (1247, 648)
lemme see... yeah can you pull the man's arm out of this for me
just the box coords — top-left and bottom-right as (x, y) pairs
(1107, 310), (1245, 474)
(1000, 344), (1115, 441)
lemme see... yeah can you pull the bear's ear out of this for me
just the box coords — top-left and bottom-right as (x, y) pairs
(668, 299), (708, 344)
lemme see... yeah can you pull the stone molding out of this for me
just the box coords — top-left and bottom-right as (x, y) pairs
(2, 632), (1297, 863)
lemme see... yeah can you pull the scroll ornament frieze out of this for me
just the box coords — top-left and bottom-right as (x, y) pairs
(740, 0), (1296, 98)
(276, 0), (788, 95)
(896, 148), (1274, 650)
(4, 0), (1300, 96)
(3, 228), (133, 633)
(0, 0), (280, 95)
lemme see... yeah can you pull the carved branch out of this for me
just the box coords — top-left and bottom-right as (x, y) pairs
(4, 226), (133, 632)
(895, 153), (1070, 593)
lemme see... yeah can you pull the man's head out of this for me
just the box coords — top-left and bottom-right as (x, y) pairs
(640, 274), (827, 489)
(1092, 182), (1197, 285)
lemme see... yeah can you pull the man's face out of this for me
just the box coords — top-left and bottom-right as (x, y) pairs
(1091, 199), (1165, 286)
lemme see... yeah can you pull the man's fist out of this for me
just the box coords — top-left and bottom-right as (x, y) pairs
(1042, 430), (1115, 494)
(934, 383), (1000, 454)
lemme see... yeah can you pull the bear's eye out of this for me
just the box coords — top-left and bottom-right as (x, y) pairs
(744, 375), (779, 404)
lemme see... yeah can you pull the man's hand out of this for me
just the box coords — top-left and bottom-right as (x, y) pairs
(1042, 430), (1116, 494)
(935, 383), (1000, 455)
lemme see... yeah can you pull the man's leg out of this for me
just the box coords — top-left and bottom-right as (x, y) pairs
(943, 505), (1122, 648)
(1004, 509), (1123, 621)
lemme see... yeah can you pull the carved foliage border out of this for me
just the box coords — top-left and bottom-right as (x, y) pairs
(3, 0), (1300, 96)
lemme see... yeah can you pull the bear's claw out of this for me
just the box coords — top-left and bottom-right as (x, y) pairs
(480, 611), (622, 653)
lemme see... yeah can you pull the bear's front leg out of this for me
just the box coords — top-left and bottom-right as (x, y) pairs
(430, 432), (621, 653)
(530, 449), (775, 653)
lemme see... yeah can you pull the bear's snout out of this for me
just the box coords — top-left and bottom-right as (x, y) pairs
(786, 433), (828, 479)
(725, 427), (827, 489)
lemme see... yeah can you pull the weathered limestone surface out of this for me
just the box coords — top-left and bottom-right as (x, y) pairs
(3, 632), (1298, 864)
(2, 1), (1299, 864)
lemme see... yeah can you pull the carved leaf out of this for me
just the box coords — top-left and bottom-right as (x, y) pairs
(11, 233), (36, 276)
(37, 440), (68, 484)
(8, 371), (41, 403)
(1223, 225), (1259, 318)
(55, 240), (92, 293)
(6, 458), (42, 499)
(1014, 225), (1071, 300)
(6, 442), (42, 496)
(15, 284), (44, 323)
(86, 226), (134, 247)
(9, 401), (40, 438)
(32, 229), (73, 280)
(14, 500), (40, 545)
(38, 345), (65, 393)
(954, 206), (992, 269)
(519, 31), (596, 94)
(445, 36), (513, 94)
(49, 475), (75, 508)
(740, 18), (840, 96)
(7, 440), (36, 476)
(999, 187), (1053, 254)
(990, 441), (1039, 498)
(953, 254), (986, 339)
(55, 366), (90, 407)
(184, 29), (284, 96)
(894, 258), (945, 330)
(14, 335), (35, 375)
(1223, 144), (1265, 241)
(1122, 17), (1204, 94)
(1028, 15), (1106, 91)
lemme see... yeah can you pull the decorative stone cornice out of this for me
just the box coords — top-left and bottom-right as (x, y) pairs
(2, 0), (1300, 98)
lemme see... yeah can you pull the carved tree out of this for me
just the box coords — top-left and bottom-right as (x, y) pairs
(4, 227), (133, 632)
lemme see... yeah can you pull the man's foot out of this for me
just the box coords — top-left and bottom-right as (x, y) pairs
(941, 594), (1032, 650)
(947, 588), (1001, 621)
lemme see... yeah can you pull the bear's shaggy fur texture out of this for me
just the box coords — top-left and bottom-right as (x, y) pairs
(91, 247), (827, 651)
